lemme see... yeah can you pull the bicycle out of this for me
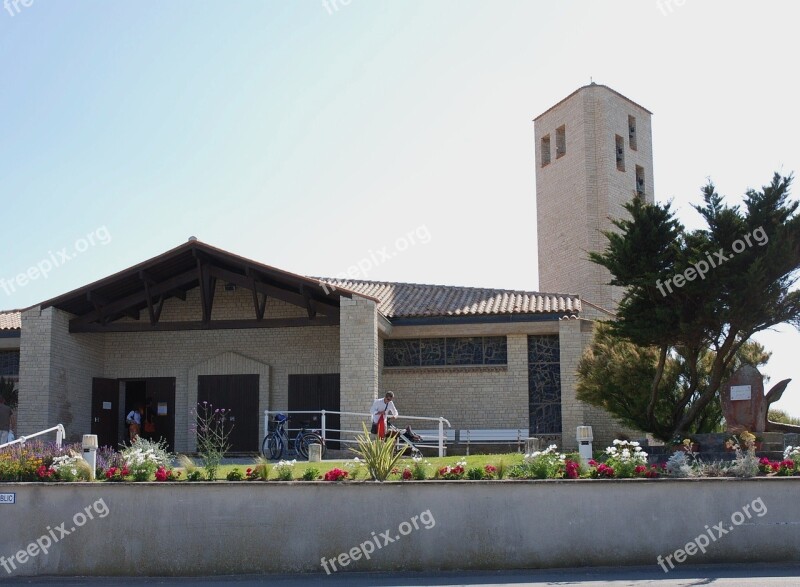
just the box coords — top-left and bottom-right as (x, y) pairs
(261, 413), (326, 460)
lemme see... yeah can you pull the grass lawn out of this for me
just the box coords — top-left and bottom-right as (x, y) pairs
(191, 452), (527, 481)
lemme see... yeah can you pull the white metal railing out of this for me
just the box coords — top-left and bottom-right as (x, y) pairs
(0, 424), (65, 450)
(263, 410), (451, 457)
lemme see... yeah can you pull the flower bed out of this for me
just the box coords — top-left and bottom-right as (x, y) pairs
(3, 431), (798, 483)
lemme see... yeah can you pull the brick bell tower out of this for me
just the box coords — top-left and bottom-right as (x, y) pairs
(534, 83), (655, 311)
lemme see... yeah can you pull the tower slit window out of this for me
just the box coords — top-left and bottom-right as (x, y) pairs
(541, 135), (551, 167)
(628, 115), (637, 150)
(555, 125), (566, 158)
(615, 135), (625, 171)
(636, 165), (645, 196)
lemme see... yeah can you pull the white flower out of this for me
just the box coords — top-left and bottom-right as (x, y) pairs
(631, 441), (640, 447)
(613, 439), (622, 445)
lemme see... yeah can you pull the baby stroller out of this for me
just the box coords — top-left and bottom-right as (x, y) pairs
(385, 423), (424, 459)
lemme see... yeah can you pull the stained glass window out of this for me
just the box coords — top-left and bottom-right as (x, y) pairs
(528, 335), (561, 434)
(384, 337), (507, 367)
(0, 351), (20, 377)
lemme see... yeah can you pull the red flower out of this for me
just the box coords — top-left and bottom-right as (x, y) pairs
(155, 466), (175, 482)
(484, 465), (497, 474)
(588, 459), (598, 466)
(401, 468), (413, 480)
(36, 465), (56, 480)
(565, 460), (580, 479)
(645, 465), (661, 478)
(324, 468), (349, 482)
(594, 463), (614, 478)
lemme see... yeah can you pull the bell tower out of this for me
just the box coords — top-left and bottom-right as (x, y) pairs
(534, 83), (655, 310)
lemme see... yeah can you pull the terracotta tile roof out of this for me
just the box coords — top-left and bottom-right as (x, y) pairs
(316, 279), (581, 319)
(0, 310), (21, 331)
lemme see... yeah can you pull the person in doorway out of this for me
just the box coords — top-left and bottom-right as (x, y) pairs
(0, 396), (13, 445)
(370, 391), (398, 438)
(126, 403), (144, 442)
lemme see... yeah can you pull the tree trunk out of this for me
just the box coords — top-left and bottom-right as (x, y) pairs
(646, 345), (668, 429)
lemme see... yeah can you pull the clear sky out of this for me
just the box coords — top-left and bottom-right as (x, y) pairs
(1, 1), (799, 414)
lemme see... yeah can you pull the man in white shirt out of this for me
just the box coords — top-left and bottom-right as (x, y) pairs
(370, 391), (398, 434)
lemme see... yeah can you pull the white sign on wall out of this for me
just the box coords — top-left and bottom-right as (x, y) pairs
(0, 493), (16, 505)
(730, 385), (752, 401)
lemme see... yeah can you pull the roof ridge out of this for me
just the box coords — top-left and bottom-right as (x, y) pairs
(312, 277), (580, 298)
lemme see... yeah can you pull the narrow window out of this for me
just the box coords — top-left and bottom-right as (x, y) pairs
(628, 115), (637, 150)
(555, 125), (566, 158)
(540, 135), (551, 167)
(636, 165), (645, 196)
(615, 135), (625, 171)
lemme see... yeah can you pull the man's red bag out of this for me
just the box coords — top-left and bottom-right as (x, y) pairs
(377, 412), (386, 440)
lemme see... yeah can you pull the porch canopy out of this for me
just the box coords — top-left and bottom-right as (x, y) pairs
(41, 239), (352, 333)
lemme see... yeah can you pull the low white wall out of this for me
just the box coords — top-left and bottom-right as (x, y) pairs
(0, 479), (798, 577)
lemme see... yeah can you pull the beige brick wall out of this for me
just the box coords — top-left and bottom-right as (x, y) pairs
(383, 333), (528, 432)
(536, 84), (655, 311)
(339, 296), (379, 436)
(18, 307), (105, 442)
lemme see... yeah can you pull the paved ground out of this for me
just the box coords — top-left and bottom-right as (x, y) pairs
(3, 564), (800, 586)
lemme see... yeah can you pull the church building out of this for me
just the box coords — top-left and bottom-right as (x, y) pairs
(1, 84), (653, 452)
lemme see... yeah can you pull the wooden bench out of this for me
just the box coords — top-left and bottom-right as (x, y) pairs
(415, 429), (457, 443)
(460, 429), (526, 454)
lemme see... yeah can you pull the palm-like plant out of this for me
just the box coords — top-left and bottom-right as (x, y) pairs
(350, 423), (407, 481)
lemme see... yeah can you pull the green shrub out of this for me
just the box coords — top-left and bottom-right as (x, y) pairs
(302, 468), (320, 481)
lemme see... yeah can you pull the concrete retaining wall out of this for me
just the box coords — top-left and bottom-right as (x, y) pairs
(0, 479), (798, 577)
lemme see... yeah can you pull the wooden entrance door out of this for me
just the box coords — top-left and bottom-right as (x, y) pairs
(288, 374), (340, 448)
(91, 378), (119, 448)
(146, 378), (176, 452)
(197, 374), (259, 452)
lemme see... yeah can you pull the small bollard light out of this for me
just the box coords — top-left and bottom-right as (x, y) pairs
(82, 434), (98, 481)
(576, 426), (593, 464)
(308, 442), (322, 463)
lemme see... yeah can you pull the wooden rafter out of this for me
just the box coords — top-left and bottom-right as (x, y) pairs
(300, 285), (317, 319)
(248, 269), (268, 321)
(86, 291), (138, 323)
(70, 269), (198, 329)
(207, 265), (339, 319)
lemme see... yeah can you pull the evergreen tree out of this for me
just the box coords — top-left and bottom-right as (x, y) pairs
(583, 173), (800, 437)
